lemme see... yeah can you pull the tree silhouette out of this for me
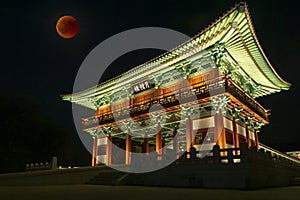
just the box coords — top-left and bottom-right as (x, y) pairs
(0, 94), (90, 173)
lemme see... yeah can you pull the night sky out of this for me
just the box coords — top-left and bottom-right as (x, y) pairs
(1, 0), (299, 164)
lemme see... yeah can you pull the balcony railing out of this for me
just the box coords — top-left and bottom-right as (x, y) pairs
(177, 143), (300, 167)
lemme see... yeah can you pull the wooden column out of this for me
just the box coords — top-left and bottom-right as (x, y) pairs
(232, 119), (239, 149)
(214, 110), (226, 149)
(245, 126), (251, 148)
(92, 137), (97, 167)
(125, 129), (131, 165)
(173, 126), (179, 159)
(254, 130), (259, 151)
(186, 116), (192, 158)
(156, 122), (162, 160)
(94, 137), (98, 165)
(191, 128), (196, 147)
(106, 133), (112, 165)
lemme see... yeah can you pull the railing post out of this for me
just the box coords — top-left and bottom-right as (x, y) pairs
(266, 151), (272, 161)
(190, 147), (197, 160)
(258, 148), (265, 155)
(240, 142), (248, 163)
(228, 149), (234, 164)
(213, 145), (220, 164)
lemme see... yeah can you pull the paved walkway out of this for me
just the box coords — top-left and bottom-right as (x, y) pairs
(0, 185), (299, 200)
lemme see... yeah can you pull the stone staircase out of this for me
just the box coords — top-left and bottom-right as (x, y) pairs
(86, 166), (131, 185)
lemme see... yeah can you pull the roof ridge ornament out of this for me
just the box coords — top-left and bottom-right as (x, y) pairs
(238, 3), (246, 13)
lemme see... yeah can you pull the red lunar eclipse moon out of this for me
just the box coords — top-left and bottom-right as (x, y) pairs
(56, 15), (78, 39)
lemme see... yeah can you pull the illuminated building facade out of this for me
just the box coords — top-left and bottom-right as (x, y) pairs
(62, 2), (290, 167)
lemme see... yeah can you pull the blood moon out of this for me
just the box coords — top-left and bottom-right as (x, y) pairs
(56, 16), (78, 39)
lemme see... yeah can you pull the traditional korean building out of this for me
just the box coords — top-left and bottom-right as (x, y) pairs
(61, 2), (290, 167)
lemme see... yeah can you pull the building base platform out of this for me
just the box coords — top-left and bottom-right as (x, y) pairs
(87, 143), (300, 189)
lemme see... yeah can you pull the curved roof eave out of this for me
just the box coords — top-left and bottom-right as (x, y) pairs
(231, 3), (291, 90)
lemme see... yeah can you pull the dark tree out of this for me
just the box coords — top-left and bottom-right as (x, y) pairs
(0, 95), (90, 173)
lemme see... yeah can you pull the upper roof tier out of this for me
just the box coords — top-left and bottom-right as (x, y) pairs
(62, 2), (290, 107)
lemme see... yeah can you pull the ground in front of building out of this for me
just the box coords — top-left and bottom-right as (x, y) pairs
(0, 184), (299, 200)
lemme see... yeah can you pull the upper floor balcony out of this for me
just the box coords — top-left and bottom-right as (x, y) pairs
(82, 77), (269, 130)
